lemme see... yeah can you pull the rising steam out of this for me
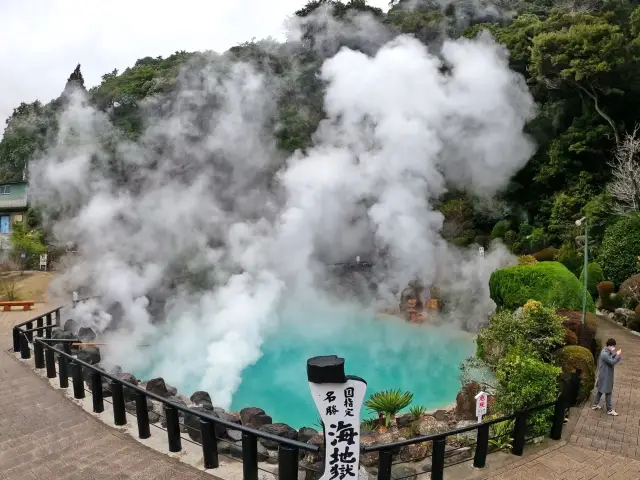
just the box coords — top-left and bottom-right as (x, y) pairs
(29, 11), (535, 408)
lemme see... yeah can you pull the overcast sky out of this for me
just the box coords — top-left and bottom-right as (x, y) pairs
(0, 0), (390, 127)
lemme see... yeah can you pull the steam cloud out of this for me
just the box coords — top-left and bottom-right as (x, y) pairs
(29, 11), (535, 408)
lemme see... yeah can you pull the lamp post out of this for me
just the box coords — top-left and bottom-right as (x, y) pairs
(576, 216), (588, 326)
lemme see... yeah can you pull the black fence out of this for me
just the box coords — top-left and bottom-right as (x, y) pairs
(10, 306), (581, 480)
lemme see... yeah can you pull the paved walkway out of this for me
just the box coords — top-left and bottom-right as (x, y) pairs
(3, 303), (640, 479)
(0, 303), (213, 480)
(485, 316), (640, 479)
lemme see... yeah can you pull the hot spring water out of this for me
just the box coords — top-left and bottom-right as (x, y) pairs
(134, 312), (474, 429)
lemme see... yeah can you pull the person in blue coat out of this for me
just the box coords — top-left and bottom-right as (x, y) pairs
(591, 338), (622, 416)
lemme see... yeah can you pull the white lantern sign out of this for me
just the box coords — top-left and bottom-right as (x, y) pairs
(308, 356), (367, 480)
(475, 391), (488, 423)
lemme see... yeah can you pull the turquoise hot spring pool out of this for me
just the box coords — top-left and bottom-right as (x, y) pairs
(135, 312), (475, 429)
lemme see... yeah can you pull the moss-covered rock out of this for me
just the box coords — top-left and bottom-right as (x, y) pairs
(555, 346), (595, 405)
(489, 262), (595, 312)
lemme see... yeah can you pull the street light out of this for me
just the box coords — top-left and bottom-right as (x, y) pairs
(576, 216), (588, 326)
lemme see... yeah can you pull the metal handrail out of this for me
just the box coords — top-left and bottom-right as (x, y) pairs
(362, 400), (558, 452)
(35, 337), (318, 452)
(11, 302), (581, 480)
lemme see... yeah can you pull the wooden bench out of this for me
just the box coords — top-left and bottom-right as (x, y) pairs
(0, 300), (35, 312)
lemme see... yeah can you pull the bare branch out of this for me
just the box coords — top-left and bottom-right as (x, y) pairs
(578, 84), (620, 145)
(607, 125), (640, 215)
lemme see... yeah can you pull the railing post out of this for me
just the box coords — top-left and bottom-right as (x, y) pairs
(20, 333), (30, 359)
(92, 372), (104, 413)
(34, 339), (44, 369)
(242, 432), (259, 480)
(45, 346), (56, 378)
(36, 316), (43, 333)
(111, 382), (127, 426)
(55, 309), (61, 326)
(511, 412), (527, 456)
(200, 419), (219, 469)
(431, 437), (446, 480)
(474, 423), (490, 468)
(135, 392), (151, 439)
(45, 327), (52, 339)
(12, 327), (20, 352)
(377, 449), (393, 480)
(46, 313), (52, 327)
(58, 355), (69, 389)
(278, 445), (299, 480)
(551, 395), (567, 440)
(26, 321), (33, 343)
(166, 406), (182, 452)
(72, 362), (85, 399)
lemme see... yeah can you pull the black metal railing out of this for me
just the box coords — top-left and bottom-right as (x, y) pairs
(10, 305), (581, 480)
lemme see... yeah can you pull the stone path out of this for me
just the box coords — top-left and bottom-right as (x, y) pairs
(0, 304), (215, 480)
(483, 316), (640, 479)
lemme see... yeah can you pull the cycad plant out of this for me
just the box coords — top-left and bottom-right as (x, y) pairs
(365, 389), (414, 429)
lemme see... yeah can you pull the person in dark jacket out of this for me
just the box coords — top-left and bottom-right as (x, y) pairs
(591, 338), (622, 416)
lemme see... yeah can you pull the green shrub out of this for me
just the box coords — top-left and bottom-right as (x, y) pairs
(489, 261), (596, 312)
(491, 220), (511, 240)
(532, 247), (559, 262)
(518, 255), (537, 265)
(554, 242), (582, 277)
(474, 235), (490, 248)
(555, 346), (595, 404)
(511, 241), (522, 254)
(504, 230), (518, 246)
(476, 301), (565, 367)
(629, 318), (640, 332)
(579, 262), (604, 298)
(495, 349), (561, 436)
(599, 215), (640, 286)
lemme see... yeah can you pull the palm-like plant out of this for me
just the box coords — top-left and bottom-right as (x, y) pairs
(365, 389), (414, 428)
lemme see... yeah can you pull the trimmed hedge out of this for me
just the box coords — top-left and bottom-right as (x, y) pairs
(555, 346), (596, 405)
(489, 262), (596, 312)
(579, 262), (604, 298)
(532, 247), (559, 262)
(599, 215), (640, 286)
(596, 281), (615, 311)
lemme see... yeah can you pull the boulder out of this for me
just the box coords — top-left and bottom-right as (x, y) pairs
(125, 397), (154, 414)
(227, 428), (243, 441)
(258, 423), (298, 450)
(78, 327), (96, 342)
(433, 409), (448, 422)
(614, 308), (635, 326)
(227, 441), (270, 462)
(358, 466), (375, 480)
(167, 385), (178, 396)
(445, 445), (472, 464)
(396, 413), (413, 428)
(454, 420), (477, 445)
(77, 346), (101, 365)
(247, 413), (272, 429)
(184, 407), (238, 443)
(391, 465), (417, 480)
(240, 407), (265, 425)
(146, 377), (170, 397)
(416, 416), (449, 436)
(190, 391), (212, 406)
(148, 411), (161, 424)
(396, 442), (430, 463)
(116, 373), (139, 402)
(163, 396), (187, 417)
(161, 414), (187, 433)
(304, 462), (324, 480)
(63, 319), (78, 333)
(298, 427), (318, 443)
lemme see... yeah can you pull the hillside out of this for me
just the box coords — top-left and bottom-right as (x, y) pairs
(3, 0), (640, 264)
